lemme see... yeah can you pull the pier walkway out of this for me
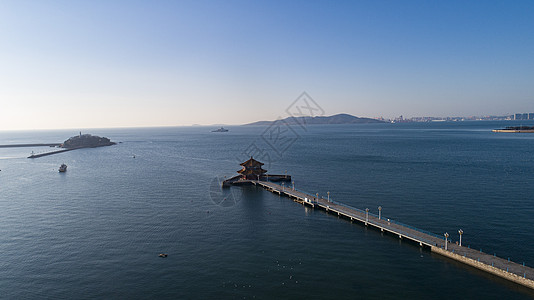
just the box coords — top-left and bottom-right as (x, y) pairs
(246, 180), (534, 290)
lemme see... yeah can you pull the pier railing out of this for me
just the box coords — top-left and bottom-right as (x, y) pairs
(384, 217), (445, 241)
(250, 180), (534, 288)
(318, 196), (446, 242)
(265, 182), (446, 243)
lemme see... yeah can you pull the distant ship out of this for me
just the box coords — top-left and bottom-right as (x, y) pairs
(212, 127), (229, 132)
(492, 126), (534, 133)
(59, 164), (67, 172)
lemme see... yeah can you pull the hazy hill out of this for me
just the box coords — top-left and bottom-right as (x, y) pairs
(245, 113), (384, 126)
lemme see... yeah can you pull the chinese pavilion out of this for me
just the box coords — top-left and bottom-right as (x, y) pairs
(238, 156), (267, 180)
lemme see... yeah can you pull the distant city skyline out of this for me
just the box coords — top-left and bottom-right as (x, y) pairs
(1, 1), (534, 130)
(385, 111), (534, 123)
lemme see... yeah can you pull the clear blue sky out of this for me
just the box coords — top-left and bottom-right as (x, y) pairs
(1, 0), (533, 129)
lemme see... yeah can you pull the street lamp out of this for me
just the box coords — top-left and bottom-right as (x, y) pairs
(458, 229), (463, 247)
(327, 191), (330, 202)
(292, 181), (295, 190)
(378, 206), (382, 220)
(444, 232), (449, 251)
(365, 208), (369, 224)
(316, 193), (319, 203)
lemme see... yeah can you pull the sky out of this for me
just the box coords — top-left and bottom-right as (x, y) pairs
(1, 0), (534, 130)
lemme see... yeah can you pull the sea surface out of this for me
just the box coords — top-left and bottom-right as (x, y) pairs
(1, 121), (534, 299)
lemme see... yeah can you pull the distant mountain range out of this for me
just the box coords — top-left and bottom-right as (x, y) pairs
(245, 113), (385, 126)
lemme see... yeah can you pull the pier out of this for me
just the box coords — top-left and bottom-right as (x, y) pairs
(243, 179), (534, 290)
(223, 156), (534, 290)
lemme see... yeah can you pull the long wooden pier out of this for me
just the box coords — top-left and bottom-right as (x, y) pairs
(246, 180), (534, 290)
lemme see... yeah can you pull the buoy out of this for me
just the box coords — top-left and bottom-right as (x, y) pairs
(159, 253), (168, 258)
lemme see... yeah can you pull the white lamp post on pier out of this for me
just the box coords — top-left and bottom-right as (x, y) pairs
(365, 208), (369, 225)
(378, 206), (382, 220)
(458, 229), (463, 247)
(327, 191), (330, 202)
(444, 232), (449, 251)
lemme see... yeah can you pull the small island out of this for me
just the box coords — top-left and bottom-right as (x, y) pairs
(61, 133), (116, 149)
(27, 133), (116, 158)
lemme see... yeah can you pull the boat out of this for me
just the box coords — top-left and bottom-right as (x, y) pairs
(492, 126), (534, 133)
(212, 127), (229, 132)
(59, 164), (67, 172)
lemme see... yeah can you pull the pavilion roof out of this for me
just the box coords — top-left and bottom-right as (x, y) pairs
(240, 156), (264, 167)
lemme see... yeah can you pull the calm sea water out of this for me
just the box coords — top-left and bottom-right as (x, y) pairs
(1, 122), (534, 299)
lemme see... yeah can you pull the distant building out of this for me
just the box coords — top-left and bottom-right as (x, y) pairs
(514, 113), (534, 120)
